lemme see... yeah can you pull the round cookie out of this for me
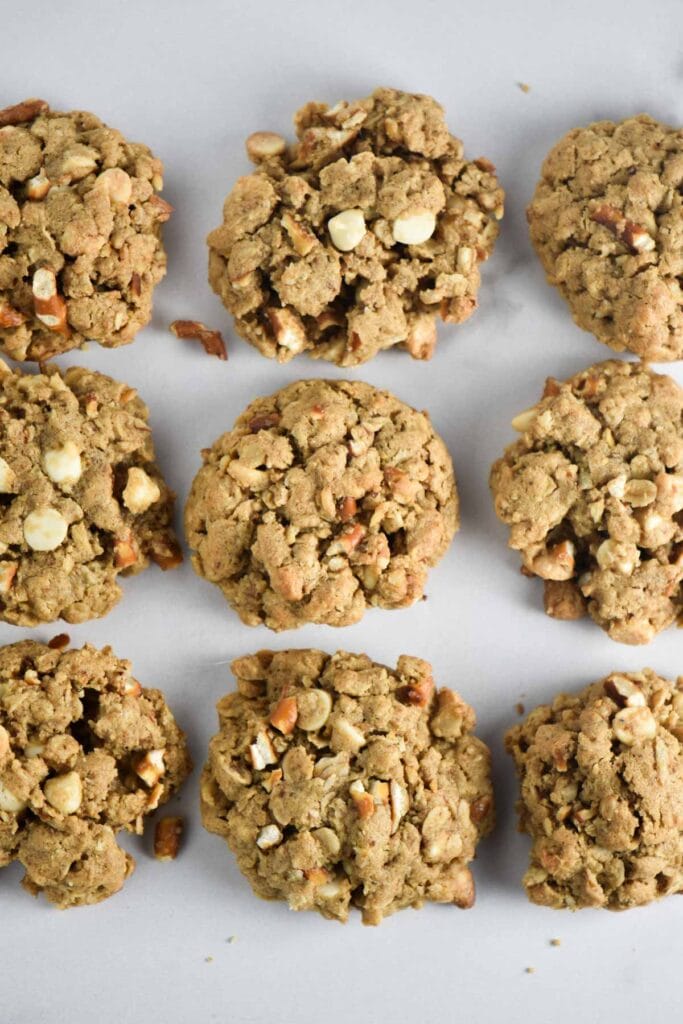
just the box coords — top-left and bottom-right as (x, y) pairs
(0, 640), (191, 908)
(201, 649), (494, 925)
(185, 379), (458, 630)
(490, 360), (683, 644)
(528, 114), (683, 361)
(0, 98), (171, 361)
(0, 359), (182, 626)
(506, 670), (683, 911)
(207, 87), (504, 366)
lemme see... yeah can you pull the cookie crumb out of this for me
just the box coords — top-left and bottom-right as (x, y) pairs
(525, 966), (536, 974)
(517, 82), (531, 93)
(170, 320), (227, 361)
(550, 938), (561, 947)
(154, 815), (184, 861)
(226, 936), (237, 944)
(205, 956), (214, 964)
(47, 633), (70, 650)
(515, 702), (525, 716)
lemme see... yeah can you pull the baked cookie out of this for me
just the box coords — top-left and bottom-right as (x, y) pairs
(490, 360), (683, 644)
(0, 640), (191, 908)
(528, 114), (683, 361)
(207, 87), (503, 366)
(0, 359), (182, 626)
(506, 670), (683, 910)
(201, 649), (493, 925)
(185, 379), (458, 630)
(0, 98), (171, 361)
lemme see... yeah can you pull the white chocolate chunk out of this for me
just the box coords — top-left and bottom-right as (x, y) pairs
(43, 441), (82, 485)
(392, 210), (436, 245)
(44, 771), (82, 815)
(0, 781), (26, 813)
(256, 824), (283, 850)
(123, 467), (161, 514)
(23, 508), (68, 551)
(327, 209), (366, 252)
(0, 456), (15, 492)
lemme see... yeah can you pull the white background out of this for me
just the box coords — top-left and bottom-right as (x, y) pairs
(1, 1), (682, 1021)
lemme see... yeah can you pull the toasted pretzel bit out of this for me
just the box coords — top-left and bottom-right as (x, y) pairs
(170, 320), (228, 360)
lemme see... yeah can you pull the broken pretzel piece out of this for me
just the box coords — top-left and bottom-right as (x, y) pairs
(154, 816), (184, 861)
(590, 204), (655, 255)
(170, 320), (227, 361)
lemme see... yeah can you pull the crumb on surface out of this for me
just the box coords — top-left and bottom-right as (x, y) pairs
(525, 966), (536, 974)
(515, 702), (525, 716)
(517, 82), (531, 93)
(550, 938), (561, 947)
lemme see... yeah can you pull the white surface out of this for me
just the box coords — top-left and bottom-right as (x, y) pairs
(1, 1), (682, 1021)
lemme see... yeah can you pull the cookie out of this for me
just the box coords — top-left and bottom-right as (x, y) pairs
(490, 360), (683, 644)
(207, 87), (503, 366)
(185, 379), (458, 630)
(0, 98), (171, 361)
(0, 640), (191, 908)
(528, 114), (683, 361)
(0, 359), (182, 626)
(506, 670), (683, 911)
(201, 649), (493, 925)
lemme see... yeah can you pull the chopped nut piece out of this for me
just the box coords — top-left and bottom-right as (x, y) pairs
(246, 131), (287, 163)
(248, 731), (277, 771)
(0, 456), (16, 492)
(349, 779), (375, 819)
(122, 467), (161, 514)
(331, 717), (366, 753)
(94, 167), (132, 204)
(281, 212), (318, 256)
(590, 204), (656, 254)
(170, 320), (227, 361)
(134, 748), (166, 787)
(604, 674), (646, 708)
(266, 307), (306, 353)
(0, 563), (17, 594)
(612, 706), (656, 745)
(0, 781), (27, 813)
(113, 534), (139, 569)
(543, 580), (585, 621)
(399, 676), (434, 708)
(0, 98), (49, 127)
(32, 268), (70, 336)
(511, 406), (539, 432)
(531, 540), (575, 581)
(47, 633), (70, 650)
(304, 867), (331, 885)
(338, 497), (357, 522)
(269, 696), (298, 735)
(389, 780), (409, 833)
(256, 824), (283, 850)
(404, 316), (437, 360)
(147, 195), (174, 221)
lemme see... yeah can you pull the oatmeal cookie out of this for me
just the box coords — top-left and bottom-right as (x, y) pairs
(0, 640), (191, 908)
(528, 114), (683, 361)
(0, 359), (181, 626)
(201, 649), (494, 924)
(207, 87), (504, 366)
(0, 98), (171, 361)
(185, 379), (458, 630)
(490, 360), (683, 644)
(506, 670), (683, 910)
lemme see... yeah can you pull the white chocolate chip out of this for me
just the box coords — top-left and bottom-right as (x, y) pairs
(42, 441), (82, 486)
(122, 467), (161, 514)
(327, 208), (366, 252)
(44, 771), (82, 815)
(0, 456), (15, 492)
(296, 689), (333, 731)
(392, 210), (436, 245)
(256, 824), (283, 850)
(23, 508), (68, 551)
(0, 781), (26, 813)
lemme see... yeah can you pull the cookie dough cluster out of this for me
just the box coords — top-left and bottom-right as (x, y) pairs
(202, 649), (493, 924)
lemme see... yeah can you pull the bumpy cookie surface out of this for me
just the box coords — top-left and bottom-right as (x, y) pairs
(185, 379), (458, 630)
(528, 114), (683, 361)
(207, 87), (503, 366)
(201, 649), (493, 924)
(0, 360), (181, 626)
(506, 670), (683, 910)
(0, 640), (191, 907)
(490, 360), (683, 644)
(0, 98), (171, 361)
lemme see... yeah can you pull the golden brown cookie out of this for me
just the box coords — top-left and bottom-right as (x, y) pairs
(528, 114), (683, 361)
(0, 640), (191, 908)
(490, 360), (683, 644)
(201, 649), (494, 924)
(207, 87), (504, 366)
(0, 98), (171, 361)
(185, 379), (458, 630)
(0, 360), (181, 626)
(506, 670), (683, 910)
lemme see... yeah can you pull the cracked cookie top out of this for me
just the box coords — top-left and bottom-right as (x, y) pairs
(0, 360), (182, 626)
(0, 98), (171, 361)
(0, 640), (191, 908)
(185, 379), (458, 630)
(528, 114), (683, 361)
(490, 360), (683, 644)
(207, 87), (503, 366)
(201, 649), (493, 925)
(506, 670), (683, 911)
